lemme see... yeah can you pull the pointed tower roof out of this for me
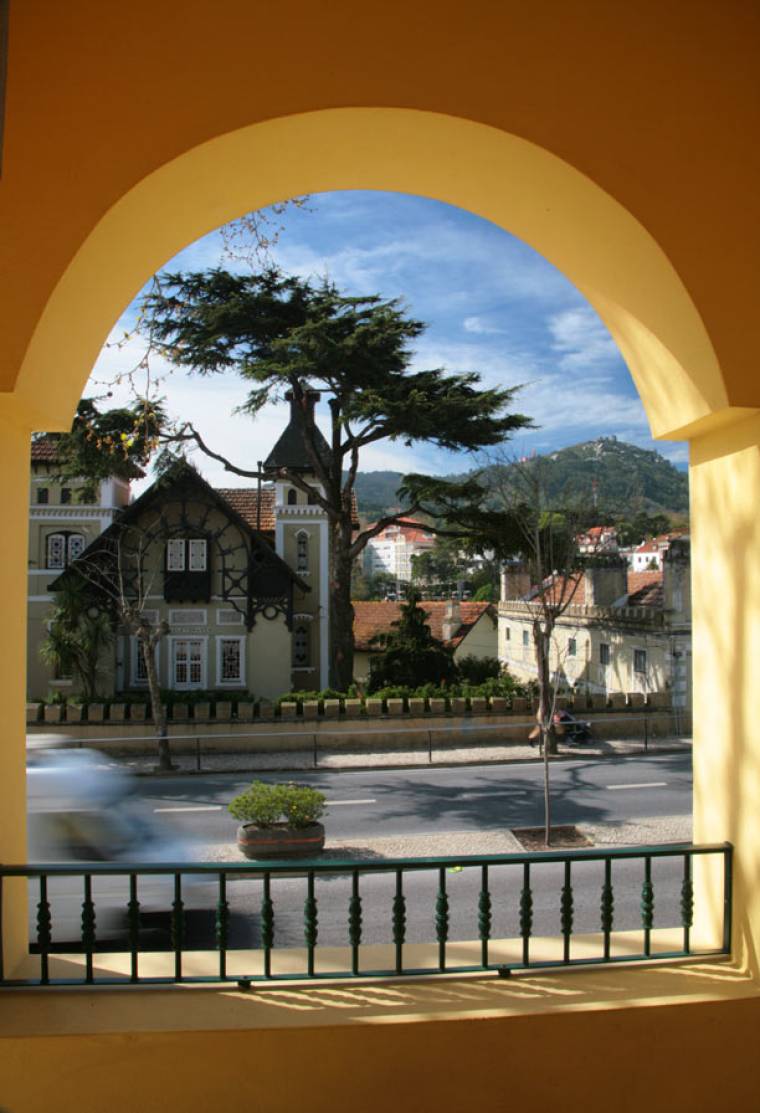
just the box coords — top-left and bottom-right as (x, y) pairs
(263, 390), (332, 474)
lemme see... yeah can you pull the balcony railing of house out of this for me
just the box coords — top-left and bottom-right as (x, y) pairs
(0, 843), (731, 988)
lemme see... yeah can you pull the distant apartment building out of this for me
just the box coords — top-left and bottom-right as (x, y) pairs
(363, 519), (436, 582)
(497, 543), (692, 707)
(576, 525), (619, 554)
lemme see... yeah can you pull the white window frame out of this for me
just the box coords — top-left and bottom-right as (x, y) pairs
(633, 648), (647, 675)
(216, 608), (244, 626)
(188, 538), (208, 572)
(168, 608), (207, 626)
(216, 635), (246, 687)
(67, 533), (86, 563)
(568, 637), (577, 658)
(130, 636), (160, 688)
(46, 533), (66, 570)
(168, 635), (208, 690)
(166, 539), (186, 571)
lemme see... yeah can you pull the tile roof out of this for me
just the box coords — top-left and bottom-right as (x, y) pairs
(216, 487), (360, 532)
(521, 569), (664, 609)
(30, 436), (60, 462)
(367, 518), (436, 544)
(353, 600), (494, 651)
(216, 487), (276, 532)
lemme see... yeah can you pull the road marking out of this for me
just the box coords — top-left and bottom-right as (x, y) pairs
(153, 805), (223, 813)
(605, 782), (668, 791)
(324, 798), (377, 806)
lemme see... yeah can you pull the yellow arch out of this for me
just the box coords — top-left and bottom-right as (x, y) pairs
(13, 108), (746, 440)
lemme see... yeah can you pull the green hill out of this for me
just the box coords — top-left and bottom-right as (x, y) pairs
(351, 438), (688, 518)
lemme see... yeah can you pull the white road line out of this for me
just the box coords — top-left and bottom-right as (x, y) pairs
(324, 798), (377, 806)
(605, 782), (668, 791)
(153, 805), (223, 813)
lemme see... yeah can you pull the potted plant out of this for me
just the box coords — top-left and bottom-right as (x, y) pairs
(229, 781), (327, 859)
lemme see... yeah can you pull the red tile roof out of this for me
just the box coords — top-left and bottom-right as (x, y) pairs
(30, 436), (60, 462)
(216, 487), (277, 532)
(367, 518), (435, 544)
(353, 600), (494, 651)
(523, 569), (663, 608)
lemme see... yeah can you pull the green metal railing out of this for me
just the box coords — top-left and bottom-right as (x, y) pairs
(0, 842), (731, 988)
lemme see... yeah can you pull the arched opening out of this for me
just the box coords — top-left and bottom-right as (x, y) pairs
(4, 107), (760, 984)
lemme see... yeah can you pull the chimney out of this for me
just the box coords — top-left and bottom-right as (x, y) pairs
(583, 555), (628, 607)
(663, 538), (690, 619)
(285, 388), (320, 424)
(442, 598), (461, 643)
(500, 563), (531, 602)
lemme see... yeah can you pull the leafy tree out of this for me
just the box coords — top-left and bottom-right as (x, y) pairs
(472, 583), (495, 601)
(40, 578), (114, 701)
(456, 654), (501, 684)
(133, 268), (531, 689)
(368, 589), (458, 692)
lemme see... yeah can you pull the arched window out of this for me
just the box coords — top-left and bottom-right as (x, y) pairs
(46, 531), (86, 569)
(287, 488), (298, 505)
(296, 530), (309, 575)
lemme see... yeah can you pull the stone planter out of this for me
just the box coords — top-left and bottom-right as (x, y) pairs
(344, 699), (363, 718)
(609, 693), (627, 709)
(469, 697), (487, 715)
(215, 700), (233, 721)
(386, 698), (404, 716)
(172, 703), (189, 721)
(627, 692), (645, 708)
(429, 698), (447, 715)
(44, 704), (63, 724)
(26, 703), (41, 724)
(129, 703), (147, 721)
(511, 697), (528, 713)
(279, 702), (298, 720)
(109, 702), (126, 722)
(193, 701), (211, 722)
(303, 700), (320, 721)
(366, 699), (383, 717)
(66, 702), (84, 723)
(590, 694), (608, 709)
(408, 698), (425, 716)
(450, 697), (467, 716)
(490, 697), (507, 714)
(237, 701), (255, 721)
(87, 703), (105, 723)
(237, 822), (325, 860)
(323, 699), (341, 719)
(647, 692), (669, 708)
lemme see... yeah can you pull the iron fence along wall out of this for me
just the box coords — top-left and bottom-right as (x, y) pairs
(0, 843), (731, 988)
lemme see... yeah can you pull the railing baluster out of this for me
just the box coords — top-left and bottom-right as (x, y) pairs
(36, 874), (51, 985)
(216, 872), (229, 980)
(479, 864), (491, 969)
(641, 856), (654, 957)
(261, 873), (274, 979)
(680, 853), (693, 954)
(348, 869), (362, 976)
(172, 872), (184, 981)
(304, 871), (318, 977)
(81, 873), (96, 984)
(600, 858), (614, 960)
(392, 868), (406, 975)
(128, 873), (140, 983)
(520, 861), (533, 967)
(561, 860), (574, 963)
(435, 866), (449, 972)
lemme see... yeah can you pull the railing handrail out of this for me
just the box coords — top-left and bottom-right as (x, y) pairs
(1, 841), (731, 876)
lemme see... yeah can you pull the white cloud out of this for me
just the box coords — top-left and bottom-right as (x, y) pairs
(547, 306), (619, 371)
(462, 316), (506, 335)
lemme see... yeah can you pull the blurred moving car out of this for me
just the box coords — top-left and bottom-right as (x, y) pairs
(27, 746), (189, 864)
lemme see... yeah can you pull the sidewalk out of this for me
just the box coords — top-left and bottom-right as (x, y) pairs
(88, 733), (692, 776)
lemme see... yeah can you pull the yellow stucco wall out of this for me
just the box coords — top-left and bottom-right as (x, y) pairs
(2, 2), (760, 1109)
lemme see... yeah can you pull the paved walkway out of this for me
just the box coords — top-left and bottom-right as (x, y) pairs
(96, 734), (691, 776)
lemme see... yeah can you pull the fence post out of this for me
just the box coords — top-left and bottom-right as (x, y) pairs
(644, 715), (649, 753)
(313, 733), (318, 769)
(196, 737), (202, 773)
(428, 730), (433, 765)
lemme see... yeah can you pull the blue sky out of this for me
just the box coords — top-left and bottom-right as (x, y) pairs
(90, 190), (686, 490)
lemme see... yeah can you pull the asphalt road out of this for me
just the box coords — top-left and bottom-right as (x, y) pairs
(31, 754), (693, 954)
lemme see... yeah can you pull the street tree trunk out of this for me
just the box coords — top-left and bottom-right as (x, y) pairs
(328, 516), (355, 691)
(532, 616), (557, 846)
(141, 632), (173, 771)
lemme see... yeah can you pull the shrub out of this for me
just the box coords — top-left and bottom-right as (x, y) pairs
(228, 781), (326, 829)
(456, 655), (501, 684)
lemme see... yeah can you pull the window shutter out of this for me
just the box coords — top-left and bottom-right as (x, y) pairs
(188, 539), (207, 571)
(166, 539), (186, 571)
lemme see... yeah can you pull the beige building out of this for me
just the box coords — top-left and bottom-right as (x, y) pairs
(27, 438), (132, 700)
(363, 518), (436, 583)
(498, 545), (691, 706)
(32, 393), (344, 702)
(353, 598), (497, 684)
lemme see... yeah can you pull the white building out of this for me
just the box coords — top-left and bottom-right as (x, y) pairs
(364, 519), (436, 582)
